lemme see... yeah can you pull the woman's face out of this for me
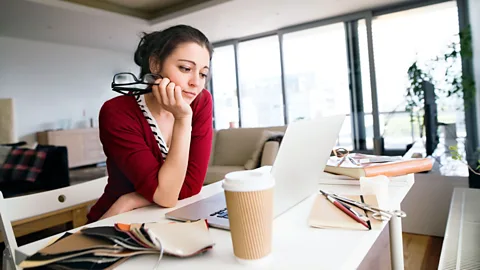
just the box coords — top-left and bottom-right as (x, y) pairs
(151, 42), (210, 104)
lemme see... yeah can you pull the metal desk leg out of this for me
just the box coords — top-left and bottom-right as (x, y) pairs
(389, 214), (404, 270)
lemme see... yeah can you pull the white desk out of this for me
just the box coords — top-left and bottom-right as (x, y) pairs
(16, 179), (413, 269)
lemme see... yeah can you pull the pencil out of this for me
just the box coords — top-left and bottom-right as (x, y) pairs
(320, 190), (370, 230)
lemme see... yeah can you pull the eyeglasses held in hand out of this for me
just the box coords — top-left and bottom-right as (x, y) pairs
(111, 72), (163, 96)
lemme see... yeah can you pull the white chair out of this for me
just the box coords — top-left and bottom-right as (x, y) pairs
(0, 176), (107, 270)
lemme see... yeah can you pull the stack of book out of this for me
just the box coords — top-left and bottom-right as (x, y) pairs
(18, 219), (215, 269)
(321, 153), (433, 185)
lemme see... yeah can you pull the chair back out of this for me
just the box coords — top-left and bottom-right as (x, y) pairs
(0, 176), (107, 269)
(0, 192), (18, 270)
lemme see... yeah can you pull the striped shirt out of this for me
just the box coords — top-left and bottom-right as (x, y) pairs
(135, 95), (168, 160)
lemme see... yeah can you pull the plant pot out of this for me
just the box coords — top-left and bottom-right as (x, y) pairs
(469, 172), (480, 189)
(469, 160), (480, 189)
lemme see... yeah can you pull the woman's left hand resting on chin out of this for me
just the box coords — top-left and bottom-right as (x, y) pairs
(100, 192), (152, 220)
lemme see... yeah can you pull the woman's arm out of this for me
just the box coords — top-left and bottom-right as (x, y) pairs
(101, 116), (193, 217)
(152, 117), (192, 207)
(177, 91), (213, 199)
(100, 118), (192, 217)
(148, 80), (211, 207)
(100, 192), (152, 220)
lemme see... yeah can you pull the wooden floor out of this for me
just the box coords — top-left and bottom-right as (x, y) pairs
(403, 233), (444, 270)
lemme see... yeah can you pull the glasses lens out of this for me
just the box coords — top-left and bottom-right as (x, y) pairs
(113, 73), (136, 84)
(129, 84), (149, 90)
(335, 148), (349, 157)
(143, 74), (160, 84)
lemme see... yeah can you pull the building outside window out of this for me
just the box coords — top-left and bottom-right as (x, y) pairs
(358, 1), (462, 150)
(237, 36), (284, 128)
(210, 45), (239, 130)
(282, 23), (352, 148)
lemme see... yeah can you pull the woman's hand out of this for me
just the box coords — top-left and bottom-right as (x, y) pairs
(152, 77), (193, 120)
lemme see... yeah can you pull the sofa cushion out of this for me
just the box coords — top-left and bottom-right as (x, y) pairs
(260, 141), (281, 167)
(1, 148), (48, 183)
(35, 145), (70, 190)
(213, 128), (265, 166)
(212, 126), (287, 167)
(0, 145), (70, 198)
(205, 165), (245, 185)
(244, 130), (284, 170)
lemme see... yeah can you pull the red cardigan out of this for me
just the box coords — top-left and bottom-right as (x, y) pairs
(87, 90), (213, 223)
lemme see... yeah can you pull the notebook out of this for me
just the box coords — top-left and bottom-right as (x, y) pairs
(308, 194), (384, 231)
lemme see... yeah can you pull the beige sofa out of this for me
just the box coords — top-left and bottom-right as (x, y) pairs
(205, 125), (287, 185)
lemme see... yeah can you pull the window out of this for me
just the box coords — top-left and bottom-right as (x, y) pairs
(211, 45), (239, 130)
(282, 23), (352, 148)
(237, 36), (284, 127)
(358, 1), (461, 149)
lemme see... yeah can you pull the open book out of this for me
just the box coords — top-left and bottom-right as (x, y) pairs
(325, 154), (433, 179)
(18, 219), (215, 269)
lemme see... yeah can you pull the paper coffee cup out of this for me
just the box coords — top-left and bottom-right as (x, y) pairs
(223, 170), (275, 265)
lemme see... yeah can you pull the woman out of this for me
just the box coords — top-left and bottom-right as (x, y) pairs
(87, 25), (214, 223)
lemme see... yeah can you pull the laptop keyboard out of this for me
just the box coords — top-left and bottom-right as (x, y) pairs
(210, 207), (228, 219)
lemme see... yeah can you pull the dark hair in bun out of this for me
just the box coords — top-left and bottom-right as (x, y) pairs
(134, 25), (214, 77)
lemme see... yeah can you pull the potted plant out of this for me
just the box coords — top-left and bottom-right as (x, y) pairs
(405, 25), (475, 136)
(406, 25), (479, 186)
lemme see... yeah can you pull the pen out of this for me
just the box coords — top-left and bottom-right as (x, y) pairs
(320, 190), (370, 230)
(338, 199), (372, 230)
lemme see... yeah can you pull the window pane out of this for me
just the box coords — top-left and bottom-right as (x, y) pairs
(380, 112), (417, 149)
(359, 1), (462, 149)
(211, 45), (239, 130)
(237, 36), (284, 127)
(357, 19), (375, 149)
(283, 23), (352, 149)
(364, 113), (374, 149)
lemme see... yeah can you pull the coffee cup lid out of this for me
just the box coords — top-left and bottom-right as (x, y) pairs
(223, 170), (275, 192)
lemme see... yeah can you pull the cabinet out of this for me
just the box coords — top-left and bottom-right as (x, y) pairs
(37, 128), (106, 168)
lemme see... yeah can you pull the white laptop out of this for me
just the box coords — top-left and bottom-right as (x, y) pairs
(165, 114), (346, 230)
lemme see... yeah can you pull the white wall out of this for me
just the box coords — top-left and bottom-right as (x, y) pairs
(401, 174), (469, 237)
(0, 36), (138, 143)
